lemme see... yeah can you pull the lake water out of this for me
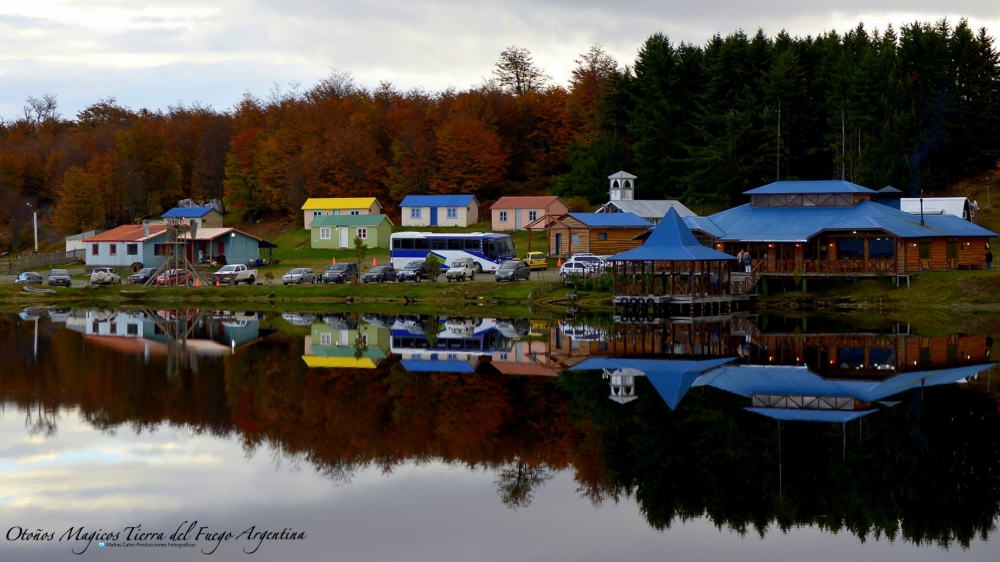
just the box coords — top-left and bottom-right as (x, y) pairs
(1, 308), (999, 561)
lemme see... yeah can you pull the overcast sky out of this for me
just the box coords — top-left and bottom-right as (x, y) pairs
(1, 1), (999, 119)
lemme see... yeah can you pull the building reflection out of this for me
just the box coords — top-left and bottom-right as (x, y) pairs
(572, 316), (995, 422)
(302, 313), (390, 369)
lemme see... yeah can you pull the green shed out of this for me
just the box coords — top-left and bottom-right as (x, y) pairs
(310, 214), (394, 249)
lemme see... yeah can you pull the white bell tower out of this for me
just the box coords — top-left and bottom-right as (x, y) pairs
(608, 171), (636, 202)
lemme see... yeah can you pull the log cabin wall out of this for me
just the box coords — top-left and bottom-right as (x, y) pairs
(588, 229), (649, 256)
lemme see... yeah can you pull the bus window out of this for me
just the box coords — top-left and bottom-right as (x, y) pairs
(392, 239), (401, 249)
(448, 239), (462, 250)
(432, 239), (446, 250)
(401, 239), (414, 249)
(415, 239), (429, 250)
(495, 238), (515, 258)
(486, 240), (497, 259)
(464, 239), (479, 250)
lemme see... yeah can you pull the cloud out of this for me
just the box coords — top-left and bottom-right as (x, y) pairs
(1, 0), (998, 116)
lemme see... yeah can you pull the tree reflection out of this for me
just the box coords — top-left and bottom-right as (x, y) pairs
(495, 459), (553, 509)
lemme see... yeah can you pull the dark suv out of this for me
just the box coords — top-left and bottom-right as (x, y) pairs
(322, 263), (359, 283)
(396, 261), (427, 283)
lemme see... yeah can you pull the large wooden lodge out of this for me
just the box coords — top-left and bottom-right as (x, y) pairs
(683, 180), (996, 278)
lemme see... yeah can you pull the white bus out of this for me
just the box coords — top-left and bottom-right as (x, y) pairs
(389, 232), (516, 273)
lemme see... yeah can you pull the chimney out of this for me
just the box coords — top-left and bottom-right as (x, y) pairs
(143, 220), (150, 237)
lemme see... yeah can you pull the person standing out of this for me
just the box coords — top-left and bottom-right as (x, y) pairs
(986, 247), (993, 271)
(736, 250), (745, 273)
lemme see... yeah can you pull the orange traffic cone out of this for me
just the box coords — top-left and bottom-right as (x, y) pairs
(373, 257), (377, 266)
(332, 257), (337, 264)
(195, 278), (201, 287)
(557, 257), (562, 267)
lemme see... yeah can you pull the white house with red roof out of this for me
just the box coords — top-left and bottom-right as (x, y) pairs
(83, 224), (169, 268)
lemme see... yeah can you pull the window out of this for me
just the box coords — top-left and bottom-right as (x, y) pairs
(91, 321), (99, 333)
(571, 233), (580, 245)
(432, 239), (447, 250)
(357, 228), (368, 240)
(410, 208), (422, 219)
(313, 211), (322, 217)
(919, 238), (932, 259)
(127, 324), (138, 336)
(448, 239), (462, 250)
(91, 244), (99, 256)
(597, 232), (608, 241)
(320, 332), (332, 346)
(358, 333), (368, 346)
(947, 238), (958, 259)
(415, 239), (429, 250)
(499, 211), (508, 223)
(464, 239), (479, 250)
(837, 238), (864, 260)
(154, 244), (167, 256)
(109, 244), (117, 256)
(350, 210), (360, 215)
(127, 244), (138, 256)
(109, 322), (117, 335)
(528, 210), (537, 221)
(447, 353), (459, 360)
(447, 208), (458, 219)
(869, 238), (895, 259)
(320, 227), (332, 240)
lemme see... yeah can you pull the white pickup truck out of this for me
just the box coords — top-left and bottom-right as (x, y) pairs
(213, 264), (258, 285)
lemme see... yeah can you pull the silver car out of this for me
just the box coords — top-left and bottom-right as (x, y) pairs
(282, 268), (316, 284)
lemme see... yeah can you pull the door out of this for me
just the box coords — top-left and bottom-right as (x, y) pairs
(430, 208), (438, 226)
(340, 227), (349, 248)
(554, 233), (562, 257)
(515, 210), (522, 229)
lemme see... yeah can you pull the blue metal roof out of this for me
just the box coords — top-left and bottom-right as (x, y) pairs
(400, 360), (476, 373)
(745, 408), (878, 423)
(684, 216), (726, 238)
(162, 207), (215, 218)
(609, 208), (737, 262)
(569, 357), (736, 410)
(697, 200), (996, 242)
(567, 212), (652, 228)
(399, 194), (477, 208)
(744, 180), (877, 195)
(694, 363), (994, 403)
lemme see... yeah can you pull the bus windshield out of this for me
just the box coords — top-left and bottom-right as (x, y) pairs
(492, 237), (515, 259)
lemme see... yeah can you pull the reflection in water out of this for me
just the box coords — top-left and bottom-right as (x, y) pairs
(1, 309), (999, 552)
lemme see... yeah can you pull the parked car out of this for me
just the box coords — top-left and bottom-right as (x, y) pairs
(396, 261), (427, 283)
(322, 263), (359, 283)
(15, 271), (43, 285)
(362, 265), (395, 283)
(559, 255), (607, 280)
(129, 267), (157, 285)
(522, 252), (548, 271)
(495, 260), (531, 282)
(445, 258), (477, 282)
(155, 268), (194, 286)
(47, 269), (72, 287)
(282, 268), (316, 284)
(213, 264), (257, 285)
(89, 267), (121, 286)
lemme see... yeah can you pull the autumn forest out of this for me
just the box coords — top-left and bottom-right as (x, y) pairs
(1, 19), (999, 252)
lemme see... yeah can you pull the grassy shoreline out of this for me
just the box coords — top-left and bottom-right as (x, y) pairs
(0, 278), (610, 316)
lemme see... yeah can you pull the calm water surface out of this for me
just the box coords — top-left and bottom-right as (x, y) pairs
(1, 308), (999, 561)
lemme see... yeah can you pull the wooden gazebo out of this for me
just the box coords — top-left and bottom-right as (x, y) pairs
(608, 208), (749, 315)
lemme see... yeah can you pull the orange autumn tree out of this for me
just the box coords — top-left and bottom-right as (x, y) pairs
(431, 114), (505, 197)
(53, 166), (103, 234)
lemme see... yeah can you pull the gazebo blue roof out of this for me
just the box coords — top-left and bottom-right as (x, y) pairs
(569, 357), (736, 410)
(608, 208), (737, 262)
(745, 408), (878, 423)
(162, 207), (216, 219)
